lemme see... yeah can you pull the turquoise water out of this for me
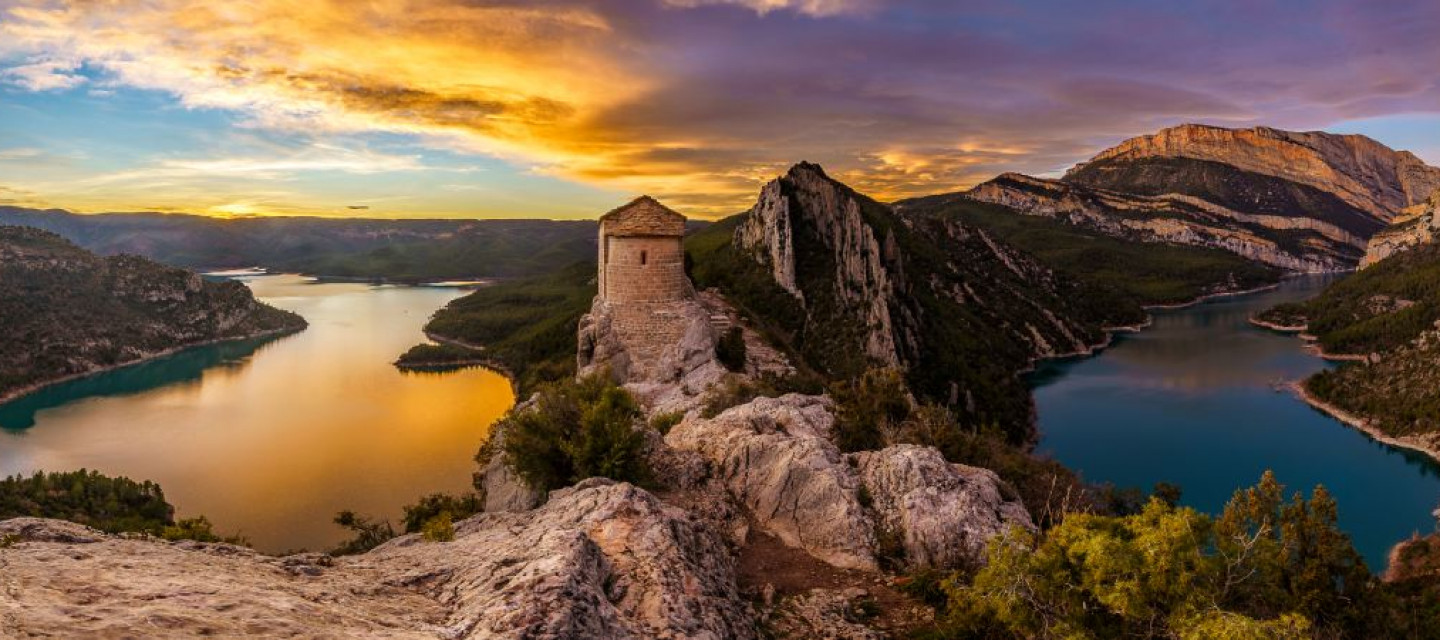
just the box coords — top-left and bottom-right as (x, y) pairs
(1030, 276), (1440, 570)
(0, 275), (515, 553)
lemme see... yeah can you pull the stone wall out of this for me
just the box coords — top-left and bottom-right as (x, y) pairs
(603, 235), (689, 303)
(612, 301), (695, 375)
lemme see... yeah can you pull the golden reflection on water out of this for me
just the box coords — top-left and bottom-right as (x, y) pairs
(0, 275), (515, 553)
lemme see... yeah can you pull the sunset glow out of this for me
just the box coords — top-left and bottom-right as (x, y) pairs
(2, 0), (1438, 218)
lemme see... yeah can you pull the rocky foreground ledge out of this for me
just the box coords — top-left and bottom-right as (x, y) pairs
(1, 394), (1032, 639)
(1, 479), (752, 639)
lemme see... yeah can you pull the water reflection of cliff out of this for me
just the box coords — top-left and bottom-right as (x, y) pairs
(0, 336), (289, 431)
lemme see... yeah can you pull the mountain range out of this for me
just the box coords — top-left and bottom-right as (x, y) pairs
(965, 124), (1440, 271)
(0, 207), (601, 281)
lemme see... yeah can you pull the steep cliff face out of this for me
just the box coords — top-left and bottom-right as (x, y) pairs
(1068, 124), (1440, 223)
(0, 226), (306, 402)
(715, 163), (1112, 434)
(1363, 190), (1440, 267)
(967, 173), (1360, 271)
(734, 162), (902, 369)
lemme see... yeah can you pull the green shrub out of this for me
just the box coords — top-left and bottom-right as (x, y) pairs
(649, 411), (685, 435)
(700, 375), (762, 418)
(420, 513), (455, 542)
(0, 469), (243, 544)
(0, 469), (173, 534)
(498, 373), (651, 493)
(160, 515), (246, 545)
(401, 493), (481, 533)
(715, 326), (747, 372)
(927, 472), (1387, 639)
(831, 368), (912, 452)
(330, 510), (396, 555)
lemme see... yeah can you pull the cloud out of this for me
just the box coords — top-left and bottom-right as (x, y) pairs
(73, 144), (435, 186)
(0, 184), (47, 207)
(661, 0), (876, 17)
(2, 0), (1439, 215)
(1, 56), (84, 90)
(0, 148), (46, 161)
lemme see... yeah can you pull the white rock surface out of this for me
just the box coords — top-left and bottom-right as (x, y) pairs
(0, 480), (758, 640)
(666, 394), (879, 571)
(474, 447), (543, 513)
(849, 445), (1034, 569)
(665, 394), (1033, 574)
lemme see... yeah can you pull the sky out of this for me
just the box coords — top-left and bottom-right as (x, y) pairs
(0, 0), (1438, 220)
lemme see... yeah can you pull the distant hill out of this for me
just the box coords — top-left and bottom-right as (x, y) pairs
(894, 192), (1281, 309)
(0, 226), (306, 402)
(0, 207), (605, 281)
(964, 124), (1440, 271)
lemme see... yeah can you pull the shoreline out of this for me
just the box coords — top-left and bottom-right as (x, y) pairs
(1301, 343), (1368, 362)
(0, 325), (305, 407)
(1290, 382), (1440, 466)
(1249, 320), (1369, 361)
(1247, 317), (1307, 333)
(202, 266), (506, 288)
(418, 331), (520, 395)
(1141, 281), (1281, 311)
(1025, 279), (1274, 373)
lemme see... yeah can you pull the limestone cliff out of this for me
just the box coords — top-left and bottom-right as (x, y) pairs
(961, 124), (1440, 271)
(718, 162), (1113, 431)
(1068, 123), (1440, 223)
(735, 162), (902, 368)
(967, 173), (1359, 271)
(1363, 189), (1440, 267)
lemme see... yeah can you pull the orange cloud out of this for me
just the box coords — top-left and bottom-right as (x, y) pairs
(0, 0), (957, 215)
(4, 1), (1439, 218)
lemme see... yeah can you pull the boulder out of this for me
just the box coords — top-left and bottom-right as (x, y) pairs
(666, 394), (879, 571)
(848, 445), (1034, 570)
(474, 448), (543, 513)
(666, 395), (1035, 573)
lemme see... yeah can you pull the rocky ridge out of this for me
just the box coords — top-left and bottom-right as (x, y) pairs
(967, 172), (1358, 271)
(966, 124), (1440, 272)
(665, 395), (1033, 573)
(736, 164), (903, 367)
(721, 162), (1111, 431)
(1, 480), (758, 639)
(1069, 124), (1440, 222)
(1363, 189), (1439, 267)
(0, 226), (306, 404)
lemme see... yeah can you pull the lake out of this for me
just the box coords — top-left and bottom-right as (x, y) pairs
(0, 274), (514, 553)
(1030, 275), (1440, 569)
